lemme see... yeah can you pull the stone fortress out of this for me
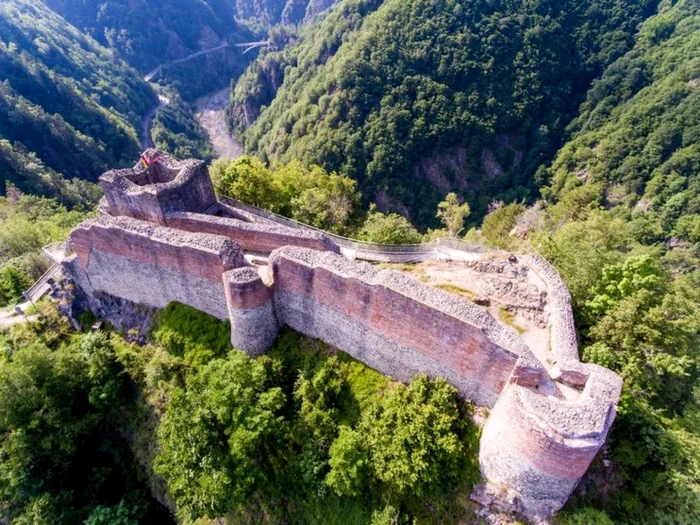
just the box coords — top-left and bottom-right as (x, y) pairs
(59, 151), (622, 519)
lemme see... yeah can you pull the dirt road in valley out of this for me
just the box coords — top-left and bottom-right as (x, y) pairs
(140, 94), (169, 150)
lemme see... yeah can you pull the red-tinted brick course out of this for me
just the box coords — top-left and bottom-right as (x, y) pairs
(165, 212), (338, 254)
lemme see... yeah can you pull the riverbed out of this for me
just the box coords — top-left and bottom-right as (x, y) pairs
(195, 87), (243, 159)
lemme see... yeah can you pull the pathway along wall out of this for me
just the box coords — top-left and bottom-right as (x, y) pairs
(59, 152), (622, 518)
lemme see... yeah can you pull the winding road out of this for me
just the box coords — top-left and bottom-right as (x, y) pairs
(140, 40), (264, 151)
(140, 40), (265, 152)
(141, 94), (170, 150)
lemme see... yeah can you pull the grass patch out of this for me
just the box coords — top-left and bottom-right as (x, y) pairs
(374, 262), (419, 272)
(498, 307), (525, 334)
(436, 283), (478, 298)
(151, 302), (231, 366)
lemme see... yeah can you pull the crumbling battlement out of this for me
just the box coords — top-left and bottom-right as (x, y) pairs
(67, 215), (246, 320)
(267, 247), (548, 407)
(475, 253), (622, 516)
(98, 150), (340, 255)
(59, 153), (622, 519)
(100, 149), (217, 224)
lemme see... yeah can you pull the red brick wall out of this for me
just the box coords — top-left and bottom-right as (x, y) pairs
(492, 385), (603, 480)
(273, 256), (519, 402)
(71, 223), (231, 282)
(223, 269), (273, 310)
(165, 213), (336, 254)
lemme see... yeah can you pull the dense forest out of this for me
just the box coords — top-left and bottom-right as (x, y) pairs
(0, 300), (481, 523)
(43, 0), (248, 72)
(42, 0), (338, 100)
(234, 0), (339, 27)
(527, 1), (700, 519)
(0, 0), (155, 205)
(231, 0), (659, 225)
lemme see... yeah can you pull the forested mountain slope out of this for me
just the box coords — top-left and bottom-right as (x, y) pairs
(44, 0), (242, 71)
(43, 0), (258, 98)
(231, 0), (658, 225)
(509, 2), (700, 520)
(233, 0), (339, 27)
(545, 0), (700, 245)
(0, 0), (156, 206)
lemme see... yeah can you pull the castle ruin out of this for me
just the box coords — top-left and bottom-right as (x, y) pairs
(60, 151), (622, 518)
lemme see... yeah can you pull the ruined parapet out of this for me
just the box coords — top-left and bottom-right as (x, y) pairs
(59, 152), (623, 519)
(66, 215), (245, 319)
(267, 246), (549, 407)
(479, 366), (621, 516)
(475, 253), (623, 517)
(165, 211), (340, 254)
(99, 150), (216, 224)
(522, 253), (588, 385)
(223, 267), (280, 356)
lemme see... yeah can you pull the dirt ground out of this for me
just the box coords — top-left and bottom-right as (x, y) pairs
(378, 254), (554, 371)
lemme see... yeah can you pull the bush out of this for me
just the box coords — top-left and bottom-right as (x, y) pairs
(360, 207), (422, 244)
(481, 203), (525, 248)
(0, 263), (31, 306)
(151, 302), (231, 366)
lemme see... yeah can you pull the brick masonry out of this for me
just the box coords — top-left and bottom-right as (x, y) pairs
(60, 152), (622, 519)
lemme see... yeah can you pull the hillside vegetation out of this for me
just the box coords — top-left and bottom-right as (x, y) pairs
(233, 0), (340, 27)
(232, 0), (657, 225)
(43, 0), (263, 99)
(0, 0), (155, 205)
(0, 303), (480, 523)
(545, 0), (700, 247)
(493, 1), (700, 520)
(1, 0), (699, 523)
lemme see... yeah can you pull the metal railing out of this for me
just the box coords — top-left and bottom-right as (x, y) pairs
(22, 264), (59, 304)
(219, 197), (490, 262)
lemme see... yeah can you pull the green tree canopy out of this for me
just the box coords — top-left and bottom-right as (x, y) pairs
(153, 351), (286, 520)
(359, 205), (422, 244)
(437, 193), (471, 237)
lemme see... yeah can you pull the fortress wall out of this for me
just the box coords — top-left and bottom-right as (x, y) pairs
(478, 253), (623, 516)
(522, 254), (586, 385)
(268, 247), (547, 407)
(154, 160), (217, 215)
(165, 212), (339, 254)
(77, 249), (230, 320)
(479, 367), (621, 516)
(68, 216), (246, 319)
(224, 267), (280, 355)
(101, 174), (164, 223)
(522, 254), (578, 359)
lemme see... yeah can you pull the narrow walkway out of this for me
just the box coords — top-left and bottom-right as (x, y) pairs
(0, 257), (61, 328)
